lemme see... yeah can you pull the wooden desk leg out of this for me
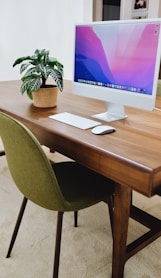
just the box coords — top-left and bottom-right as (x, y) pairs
(112, 184), (132, 278)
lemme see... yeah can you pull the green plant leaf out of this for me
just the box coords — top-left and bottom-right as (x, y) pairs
(30, 78), (41, 92)
(20, 63), (31, 74)
(21, 77), (41, 95)
(13, 48), (64, 99)
(13, 56), (32, 67)
(26, 90), (33, 100)
(48, 68), (63, 91)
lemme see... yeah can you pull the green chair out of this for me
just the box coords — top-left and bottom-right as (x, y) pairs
(157, 80), (161, 96)
(0, 112), (115, 278)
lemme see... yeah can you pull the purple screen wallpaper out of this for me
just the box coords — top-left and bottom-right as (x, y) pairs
(74, 22), (161, 95)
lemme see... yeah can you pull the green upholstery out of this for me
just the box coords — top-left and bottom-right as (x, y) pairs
(157, 80), (161, 96)
(0, 112), (115, 277)
(0, 112), (114, 212)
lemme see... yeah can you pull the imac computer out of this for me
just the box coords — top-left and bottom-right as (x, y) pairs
(72, 19), (161, 122)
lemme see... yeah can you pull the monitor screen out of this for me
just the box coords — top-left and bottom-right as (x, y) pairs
(72, 19), (161, 122)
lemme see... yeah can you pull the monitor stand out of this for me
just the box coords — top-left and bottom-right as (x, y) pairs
(93, 102), (127, 122)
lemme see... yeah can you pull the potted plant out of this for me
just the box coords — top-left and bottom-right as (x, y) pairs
(13, 48), (64, 108)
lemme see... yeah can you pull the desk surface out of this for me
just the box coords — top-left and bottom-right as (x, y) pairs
(1, 80), (161, 197)
(1, 79), (161, 278)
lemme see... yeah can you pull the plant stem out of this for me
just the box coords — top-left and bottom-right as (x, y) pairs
(42, 76), (46, 87)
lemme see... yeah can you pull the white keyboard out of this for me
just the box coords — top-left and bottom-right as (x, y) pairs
(49, 112), (101, 130)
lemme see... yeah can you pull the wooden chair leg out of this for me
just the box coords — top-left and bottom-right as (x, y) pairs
(74, 211), (78, 227)
(74, 197), (114, 231)
(53, 211), (64, 278)
(6, 196), (28, 258)
(0, 150), (5, 156)
(104, 195), (114, 235)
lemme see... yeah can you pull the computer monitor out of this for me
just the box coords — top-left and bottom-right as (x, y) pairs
(72, 19), (161, 122)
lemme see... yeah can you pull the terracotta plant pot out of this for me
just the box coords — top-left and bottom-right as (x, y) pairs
(32, 86), (58, 108)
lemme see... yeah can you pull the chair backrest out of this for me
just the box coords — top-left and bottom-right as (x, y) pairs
(0, 112), (67, 211)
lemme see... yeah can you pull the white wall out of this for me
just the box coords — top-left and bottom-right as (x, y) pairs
(0, 0), (93, 81)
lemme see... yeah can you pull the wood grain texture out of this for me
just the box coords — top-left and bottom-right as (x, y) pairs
(1, 80), (161, 196)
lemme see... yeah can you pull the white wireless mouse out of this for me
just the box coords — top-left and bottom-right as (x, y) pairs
(92, 125), (115, 135)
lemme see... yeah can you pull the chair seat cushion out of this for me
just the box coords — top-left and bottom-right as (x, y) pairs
(52, 162), (115, 207)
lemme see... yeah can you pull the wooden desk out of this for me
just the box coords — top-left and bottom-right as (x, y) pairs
(0, 80), (161, 277)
